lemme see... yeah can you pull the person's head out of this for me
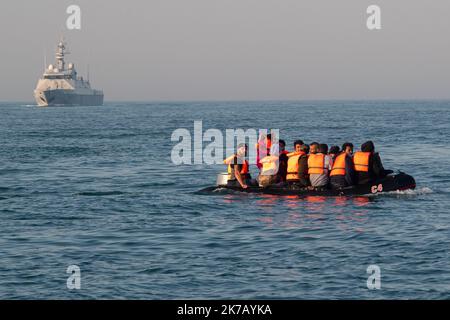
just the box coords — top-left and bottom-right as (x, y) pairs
(294, 140), (304, 153)
(310, 142), (319, 154)
(300, 144), (310, 154)
(279, 139), (286, 151)
(318, 144), (328, 154)
(361, 141), (375, 153)
(237, 143), (248, 157)
(329, 146), (340, 156)
(342, 142), (354, 155)
(266, 133), (272, 143)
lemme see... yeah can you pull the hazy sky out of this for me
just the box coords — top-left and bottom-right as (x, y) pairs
(1, 0), (450, 101)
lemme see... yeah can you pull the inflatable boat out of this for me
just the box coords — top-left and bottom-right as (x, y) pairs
(198, 172), (416, 196)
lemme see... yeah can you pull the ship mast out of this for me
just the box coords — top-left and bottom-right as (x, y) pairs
(55, 40), (67, 71)
(44, 49), (47, 72)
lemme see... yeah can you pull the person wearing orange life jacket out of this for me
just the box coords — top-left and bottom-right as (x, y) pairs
(308, 143), (331, 189)
(286, 141), (310, 187)
(353, 141), (393, 185)
(309, 142), (319, 155)
(330, 142), (356, 189)
(258, 134), (280, 187)
(223, 143), (253, 189)
(286, 140), (303, 182)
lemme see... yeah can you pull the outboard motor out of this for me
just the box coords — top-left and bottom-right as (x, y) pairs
(216, 173), (230, 187)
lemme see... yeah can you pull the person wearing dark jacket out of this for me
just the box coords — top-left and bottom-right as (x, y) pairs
(278, 140), (289, 182)
(328, 145), (340, 168)
(297, 144), (310, 187)
(330, 142), (356, 189)
(353, 141), (392, 185)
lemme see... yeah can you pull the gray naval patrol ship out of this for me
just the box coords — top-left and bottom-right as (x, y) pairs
(34, 40), (103, 106)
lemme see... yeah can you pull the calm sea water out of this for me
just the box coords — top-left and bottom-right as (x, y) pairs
(0, 101), (449, 299)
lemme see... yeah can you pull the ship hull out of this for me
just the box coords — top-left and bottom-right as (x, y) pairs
(34, 89), (104, 107)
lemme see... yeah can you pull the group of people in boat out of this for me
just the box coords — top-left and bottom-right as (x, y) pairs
(224, 134), (392, 190)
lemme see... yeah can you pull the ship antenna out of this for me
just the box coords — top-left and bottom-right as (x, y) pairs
(56, 35), (70, 72)
(44, 48), (47, 72)
(87, 47), (92, 83)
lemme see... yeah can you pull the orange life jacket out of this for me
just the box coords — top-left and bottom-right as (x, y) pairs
(308, 153), (327, 175)
(330, 153), (347, 177)
(225, 156), (249, 178)
(353, 151), (371, 172)
(286, 151), (303, 181)
(227, 160), (249, 174)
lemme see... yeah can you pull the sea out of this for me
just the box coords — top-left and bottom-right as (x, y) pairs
(0, 101), (449, 299)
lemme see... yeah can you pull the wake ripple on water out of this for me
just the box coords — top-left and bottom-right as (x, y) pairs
(388, 187), (433, 195)
(369, 187), (434, 198)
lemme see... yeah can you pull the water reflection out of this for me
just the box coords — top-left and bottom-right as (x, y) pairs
(252, 195), (373, 233)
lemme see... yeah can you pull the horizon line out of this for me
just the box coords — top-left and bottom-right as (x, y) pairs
(2, 98), (450, 104)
